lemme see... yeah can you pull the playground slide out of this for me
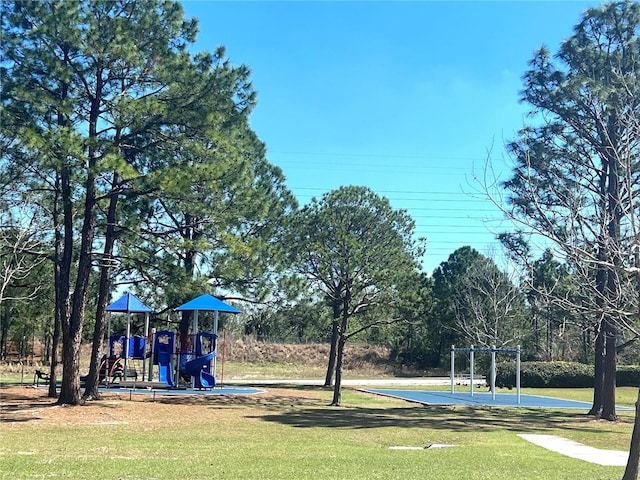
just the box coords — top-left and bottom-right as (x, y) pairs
(199, 370), (216, 389)
(157, 350), (174, 387)
(184, 352), (216, 389)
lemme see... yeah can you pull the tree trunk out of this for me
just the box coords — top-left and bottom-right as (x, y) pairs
(180, 310), (193, 335)
(58, 81), (101, 405)
(47, 313), (61, 398)
(590, 261), (608, 416)
(55, 164), (74, 403)
(546, 310), (553, 360)
(601, 316), (618, 421)
(322, 285), (346, 388)
(331, 292), (350, 406)
(324, 319), (338, 387)
(590, 321), (605, 416)
(622, 387), (640, 480)
(600, 130), (621, 422)
(531, 305), (540, 359)
(58, 323), (83, 404)
(331, 332), (347, 406)
(581, 317), (591, 364)
(51, 78), (75, 402)
(42, 333), (50, 364)
(84, 172), (120, 401)
(59, 175), (96, 404)
(324, 295), (342, 386)
(0, 306), (8, 360)
(83, 268), (110, 400)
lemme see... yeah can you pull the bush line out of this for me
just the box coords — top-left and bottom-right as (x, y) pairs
(493, 361), (640, 388)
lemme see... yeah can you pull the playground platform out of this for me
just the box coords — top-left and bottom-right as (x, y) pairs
(116, 381), (168, 389)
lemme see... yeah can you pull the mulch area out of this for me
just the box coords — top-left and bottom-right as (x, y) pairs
(0, 384), (331, 427)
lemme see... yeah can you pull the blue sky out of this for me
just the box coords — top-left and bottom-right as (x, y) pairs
(181, 0), (600, 274)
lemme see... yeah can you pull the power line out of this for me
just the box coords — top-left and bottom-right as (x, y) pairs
(272, 155), (517, 270)
(269, 150), (503, 163)
(293, 186), (479, 195)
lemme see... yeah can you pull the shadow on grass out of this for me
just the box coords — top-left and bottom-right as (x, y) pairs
(0, 386), (123, 423)
(250, 404), (614, 435)
(123, 385), (628, 438)
(0, 388), (57, 423)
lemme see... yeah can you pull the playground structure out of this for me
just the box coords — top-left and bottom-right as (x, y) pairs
(151, 330), (217, 388)
(101, 292), (240, 390)
(79, 352), (126, 387)
(450, 345), (521, 404)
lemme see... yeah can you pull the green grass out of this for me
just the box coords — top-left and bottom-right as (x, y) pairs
(0, 372), (35, 385)
(1, 385), (635, 480)
(522, 386), (638, 407)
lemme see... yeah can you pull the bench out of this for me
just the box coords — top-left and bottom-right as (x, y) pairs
(33, 369), (50, 387)
(111, 367), (138, 382)
(455, 373), (486, 386)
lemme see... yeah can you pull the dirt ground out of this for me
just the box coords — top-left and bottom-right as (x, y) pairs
(0, 340), (401, 426)
(0, 384), (332, 427)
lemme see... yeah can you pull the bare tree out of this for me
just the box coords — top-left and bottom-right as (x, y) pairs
(453, 255), (527, 349)
(478, 2), (640, 477)
(0, 204), (48, 363)
(0, 206), (46, 307)
(478, 2), (640, 425)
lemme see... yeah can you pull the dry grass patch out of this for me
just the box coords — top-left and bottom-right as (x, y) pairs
(0, 385), (333, 427)
(1, 338), (403, 383)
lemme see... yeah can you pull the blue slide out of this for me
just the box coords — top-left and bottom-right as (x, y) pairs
(154, 331), (175, 388)
(157, 349), (174, 387)
(184, 352), (216, 389)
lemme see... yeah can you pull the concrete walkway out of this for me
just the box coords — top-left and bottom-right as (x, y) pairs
(518, 434), (629, 466)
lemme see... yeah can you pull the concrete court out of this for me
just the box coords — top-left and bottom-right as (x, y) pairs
(364, 388), (600, 409)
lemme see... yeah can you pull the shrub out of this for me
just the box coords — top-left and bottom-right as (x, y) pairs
(617, 365), (640, 387)
(495, 361), (593, 388)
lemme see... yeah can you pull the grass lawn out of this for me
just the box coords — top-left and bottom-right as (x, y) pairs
(0, 383), (635, 480)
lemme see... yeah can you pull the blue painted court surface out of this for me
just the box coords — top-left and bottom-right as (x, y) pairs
(365, 389), (599, 409)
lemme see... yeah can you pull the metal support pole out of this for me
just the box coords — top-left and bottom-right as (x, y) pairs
(124, 312), (131, 380)
(193, 310), (199, 335)
(173, 328), (179, 388)
(191, 311), (199, 389)
(220, 329), (227, 388)
(142, 312), (149, 381)
(516, 345), (521, 404)
(469, 345), (474, 397)
(450, 345), (455, 394)
(213, 311), (219, 377)
(491, 345), (496, 401)
(106, 313), (111, 388)
(148, 328), (155, 381)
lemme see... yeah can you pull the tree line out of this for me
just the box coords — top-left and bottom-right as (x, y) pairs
(2, 2), (640, 474)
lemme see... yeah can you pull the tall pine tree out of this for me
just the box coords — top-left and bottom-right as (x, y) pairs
(501, 1), (640, 422)
(1, 0), (295, 404)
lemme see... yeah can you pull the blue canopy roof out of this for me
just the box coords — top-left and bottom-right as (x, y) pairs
(175, 294), (241, 313)
(107, 292), (153, 313)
